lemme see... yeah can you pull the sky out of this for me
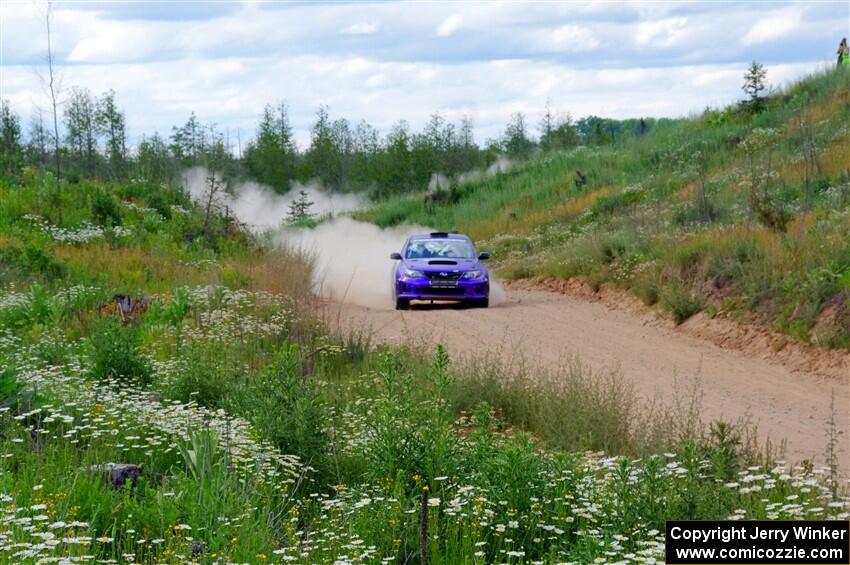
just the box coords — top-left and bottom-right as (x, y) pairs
(1, 0), (847, 150)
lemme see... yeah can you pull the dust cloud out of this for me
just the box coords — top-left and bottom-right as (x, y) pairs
(182, 167), (504, 310)
(181, 167), (366, 230)
(456, 156), (515, 185)
(277, 217), (432, 309)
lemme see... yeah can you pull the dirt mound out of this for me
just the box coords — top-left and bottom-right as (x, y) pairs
(812, 291), (850, 348)
(507, 277), (849, 381)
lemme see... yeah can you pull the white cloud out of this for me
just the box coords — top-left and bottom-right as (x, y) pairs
(2, 49), (821, 151)
(67, 23), (162, 63)
(636, 17), (688, 48)
(341, 21), (379, 35)
(742, 7), (801, 46)
(0, 1), (840, 150)
(539, 25), (599, 52)
(436, 14), (462, 37)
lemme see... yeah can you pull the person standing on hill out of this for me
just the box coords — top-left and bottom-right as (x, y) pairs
(838, 38), (849, 66)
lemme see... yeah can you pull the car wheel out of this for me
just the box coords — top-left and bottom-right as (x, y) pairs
(477, 298), (489, 308)
(395, 298), (410, 310)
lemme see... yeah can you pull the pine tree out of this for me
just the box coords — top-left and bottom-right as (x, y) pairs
(65, 87), (98, 176)
(453, 115), (479, 172)
(137, 132), (171, 183)
(96, 89), (127, 177)
(742, 61), (768, 112)
(539, 100), (554, 150)
(305, 106), (336, 187)
(351, 119), (380, 188)
(0, 100), (22, 174)
(28, 109), (48, 167)
(381, 120), (414, 195)
(170, 112), (205, 165)
(244, 102), (297, 191)
(286, 190), (314, 225)
(503, 112), (532, 157)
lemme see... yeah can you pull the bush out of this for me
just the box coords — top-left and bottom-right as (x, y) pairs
(0, 362), (25, 411)
(633, 269), (661, 305)
(146, 191), (172, 220)
(660, 280), (703, 324)
(671, 200), (723, 225)
(0, 243), (66, 282)
(237, 344), (329, 474)
(364, 347), (459, 488)
(89, 318), (152, 385)
(163, 350), (232, 408)
(91, 189), (122, 226)
(588, 188), (644, 218)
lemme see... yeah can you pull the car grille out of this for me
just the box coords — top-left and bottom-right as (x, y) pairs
(425, 272), (462, 281)
(426, 287), (464, 295)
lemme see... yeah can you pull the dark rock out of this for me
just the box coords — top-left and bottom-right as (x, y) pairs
(101, 463), (143, 491)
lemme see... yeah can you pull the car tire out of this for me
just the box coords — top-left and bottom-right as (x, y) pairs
(395, 298), (410, 310)
(470, 298), (489, 308)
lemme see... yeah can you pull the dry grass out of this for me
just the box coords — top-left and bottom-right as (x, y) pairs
(226, 247), (315, 303)
(451, 353), (704, 456)
(556, 187), (615, 216)
(54, 243), (207, 292)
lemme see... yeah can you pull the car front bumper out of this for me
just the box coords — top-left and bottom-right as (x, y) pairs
(396, 278), (489, 300)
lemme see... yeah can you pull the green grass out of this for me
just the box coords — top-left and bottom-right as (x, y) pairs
(359, 67), (850, 344)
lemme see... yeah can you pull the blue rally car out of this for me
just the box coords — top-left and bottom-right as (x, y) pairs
(390, 232), (490, 310)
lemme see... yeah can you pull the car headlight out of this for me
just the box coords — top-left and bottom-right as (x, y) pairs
(461, 270), (484, 279)
(403, 268), (425, 278)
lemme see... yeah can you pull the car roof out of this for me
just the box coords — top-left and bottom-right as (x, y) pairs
(407, 232), (472, 242)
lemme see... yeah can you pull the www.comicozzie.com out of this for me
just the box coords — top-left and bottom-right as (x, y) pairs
(666, 520), (850, 564)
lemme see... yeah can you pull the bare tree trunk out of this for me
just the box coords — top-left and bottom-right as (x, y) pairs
(44, 2), (62, 223)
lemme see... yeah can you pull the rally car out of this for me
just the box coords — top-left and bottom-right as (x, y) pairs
(390, 232), (490, 310)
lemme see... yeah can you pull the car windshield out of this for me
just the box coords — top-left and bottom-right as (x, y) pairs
(405, 238), (475, 259)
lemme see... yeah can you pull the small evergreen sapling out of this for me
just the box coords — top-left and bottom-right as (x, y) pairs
(742, 61), (768, 112)
(287, 190), (315, 225)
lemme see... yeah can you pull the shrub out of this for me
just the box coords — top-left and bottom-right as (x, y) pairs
(0, 243), (66, 282)
(237, 344), (329, 474)
(660, 280), (703, 324)
(0, 362), (26, 412)
(0, 283), (62, 329)
(88, 318), (152, 385)
(633, 269), (661, 305)
(91, 189), (122, 226)
(163, 350), (232, 408)
(146, 191), (172, 220)
(753, 192), (792, 232)
(671, 200), (723, 225)
(501, 260), (535, 279)
(25, 283), (55, 326)
(23, 244), (67, 279)
(588, 188), (645, 218)
(362, 347), (460, 488)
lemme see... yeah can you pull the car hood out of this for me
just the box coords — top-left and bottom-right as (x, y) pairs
(402, 258), (485, 273)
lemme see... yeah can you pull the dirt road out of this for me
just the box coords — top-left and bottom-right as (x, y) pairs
(327, 286), (849, 470)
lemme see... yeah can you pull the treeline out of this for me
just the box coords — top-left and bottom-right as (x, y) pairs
(0, 91), (658, 198)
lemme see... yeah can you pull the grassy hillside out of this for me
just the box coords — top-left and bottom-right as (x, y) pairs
(0, 89), (848, 562)
(360, 68), (850, 346)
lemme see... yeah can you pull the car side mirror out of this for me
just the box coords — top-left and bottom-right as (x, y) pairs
(390, 252), (402, 260)
(478, 252), (490, 260)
